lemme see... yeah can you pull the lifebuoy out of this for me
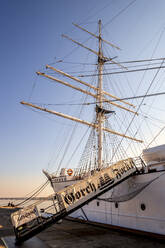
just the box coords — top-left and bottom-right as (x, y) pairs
(67, 168), (73, 176)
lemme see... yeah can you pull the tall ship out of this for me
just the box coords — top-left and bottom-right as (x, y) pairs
(21, 20), (165, 237)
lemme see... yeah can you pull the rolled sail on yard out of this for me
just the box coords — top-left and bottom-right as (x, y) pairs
(142, 144), (165, 163)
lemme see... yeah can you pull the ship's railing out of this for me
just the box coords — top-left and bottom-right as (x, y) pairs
(133, 156), (146, 170)
(50, 166), (98, 179)
(49, 157), (146, 181)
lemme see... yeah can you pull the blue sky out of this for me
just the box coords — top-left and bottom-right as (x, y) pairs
(1, 0), (165, 197)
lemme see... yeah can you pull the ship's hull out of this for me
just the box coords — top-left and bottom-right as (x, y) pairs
(50, 169), (165, 235)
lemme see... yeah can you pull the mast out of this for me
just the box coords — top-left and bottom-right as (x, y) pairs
(21, 20), (143, 174)
(97, 20), (104, 170)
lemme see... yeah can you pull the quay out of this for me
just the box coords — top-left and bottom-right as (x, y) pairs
(0, 208), (165, 248)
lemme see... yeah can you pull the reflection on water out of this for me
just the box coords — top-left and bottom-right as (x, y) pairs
(0, 198), (56, 217)
(0, 199), (51, 209)
(0, 199), (36, 208)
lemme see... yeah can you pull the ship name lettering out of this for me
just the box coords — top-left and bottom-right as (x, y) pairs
(64, 183), (96, 205)
(18, 209), (37, 222)
(113, 161), (135, 179)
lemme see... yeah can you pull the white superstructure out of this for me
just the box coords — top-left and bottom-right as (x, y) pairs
(143, 144), (165, 164)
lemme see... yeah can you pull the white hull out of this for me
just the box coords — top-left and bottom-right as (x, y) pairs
(50, 167), (165, 235)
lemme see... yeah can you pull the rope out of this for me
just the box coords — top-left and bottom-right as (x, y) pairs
(78, 65), (165, 77)
(14, 180), (49, 207)
(143, 125), (165, 151)
(111, 59), (165, 162)
(104, 0), (137, 27)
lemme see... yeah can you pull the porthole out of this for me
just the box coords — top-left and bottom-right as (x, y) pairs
(115, 202), (118, 208)
(97, 201), (100, 207)
(141, 203), (146, 211)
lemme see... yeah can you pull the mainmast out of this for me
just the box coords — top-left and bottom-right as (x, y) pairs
(21, 20), (143, 172)
(97, 20), (104, 170)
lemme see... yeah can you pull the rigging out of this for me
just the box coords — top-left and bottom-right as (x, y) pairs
(29, 91), (165, 107)
(78, 65), (165, 77)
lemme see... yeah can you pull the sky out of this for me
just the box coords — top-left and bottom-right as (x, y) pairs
(1, 0), (165, 197)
